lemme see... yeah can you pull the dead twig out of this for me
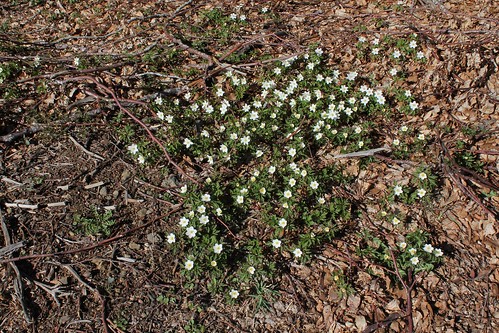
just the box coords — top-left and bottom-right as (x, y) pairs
(389, 249), (414, 333)
(0, 124), (44, 143)
(62, 76), (199, 184)
(0, 241), (24, 258)
(439, 138), (498, 219)
(16, 62), (129, 84)
(0, 208), (33, 323)
(0, 206), (183, 264)
(69, 135), (105, 161)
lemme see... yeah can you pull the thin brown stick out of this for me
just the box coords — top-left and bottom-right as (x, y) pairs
(16, 62), (129, 83)
(0, 206), (182, 264)
(0, 208), (33, 323)
(389, 249), (414, 333)
(64, 76), (199, 184)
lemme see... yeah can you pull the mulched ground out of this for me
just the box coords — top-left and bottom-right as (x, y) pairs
(1, 1), (497, 332)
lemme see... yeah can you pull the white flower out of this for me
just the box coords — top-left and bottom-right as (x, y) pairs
(278, 218), (287, 228)
(301, 169), (307, 177)
(239, 14), (246, 21)
(392, 217), (401, 225)
(358, 141), (364, 148)
(229, 13), (237, 20)
(272, 239), (282, 248)
(184, 259), (194, 270)
(283, 190), (292, 199)
(418, 172), (427, 180)
(274, 67), (281, 75)
(199, 215), (209, 225)
(186, 226), (197, 238)
(259, 187), (266, 195)
(346, 71), (358, 81)
(128, 143), (139, 155)
(288, 148), (296, 157)
(340, 85), (348, 93)
(394, 185), (403, 196)
(409, 101), (418, 111)
(417, 188), (426, 198)
(310, 181), (319, 190)
(358, 36), (367, 43)
(137, 155), (145, 164)
(216, 208), (223, 216)
(216, 88), (224, 97)
(409, 40), (417, 49)
(433, 248), (443, 257)
(74, 57), (80, 66)
(156, 111), (165, 120)
(293, 248), (303, 258)
(211, 260), (217, 267)
(282, 202), (289, 209)
(390, 68), (398, 76)
(166, 233), (175, 244)
(372, 38), (379, 45)
(249, 111), (259, 120)
(213, 243), (223, 254)
(180, 185), (188, 194)
(409, 248), (417, 255)
(236, 195), (244, 204)
(247, 266), (255, 274)
(268, 166), (276, 174)
(372, 48), (379, 55)
(418, 133), (425, 141)
(229, 289), (239, 299)
(179, 217), (190, 227)
(33, 56), (41, 67)
(399, 242), (407, 250)
(423, 244), (434, 253)
(201, 193), (211, 202)
(240, 136), (250, 145)
(220, 144), (228, 154)
(183, 138), (193, 148)
(288, 178), (296, 187)
(315, 48), (323, 56)
(393, 50), (401, 58)
(410, 257), (419, 265)
(318, 197), (325, 204)
(197, 205), (206, 214)
(230, 133), (238, 140)
(416, 51), (425, 59)
(393, 139), (400, 146)
(400, 125), (408, 132)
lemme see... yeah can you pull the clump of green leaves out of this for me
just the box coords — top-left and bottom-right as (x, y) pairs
(358, 229), (444, 280)
(118, 19), (438, 304)
(73, 208), (115, 237)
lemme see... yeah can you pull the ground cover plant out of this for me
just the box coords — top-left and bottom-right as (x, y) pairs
(0, 1), (497, 332)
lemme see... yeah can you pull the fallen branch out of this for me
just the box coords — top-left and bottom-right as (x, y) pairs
(0, 208), (33, 323)
(69, 135), (105, 161)
(5, 201), (66, 209)
(0, 206), (182, 264)
(0, 124), (44, 143)
(333, 147), (391, 158)
(62, 76), (199, 184)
